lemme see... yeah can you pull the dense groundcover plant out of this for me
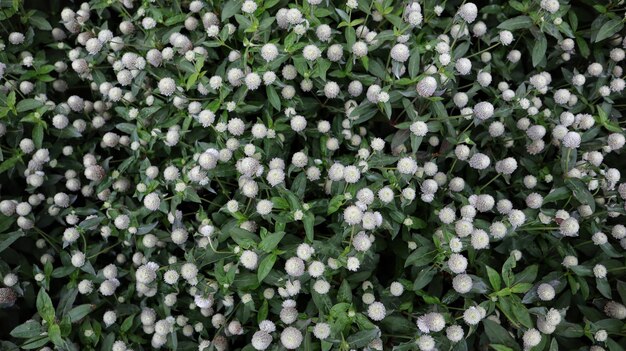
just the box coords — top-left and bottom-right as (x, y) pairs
(1, 0), (626, 350)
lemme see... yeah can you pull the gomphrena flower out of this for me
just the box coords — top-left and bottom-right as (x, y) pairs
(1, 1), (625, 351)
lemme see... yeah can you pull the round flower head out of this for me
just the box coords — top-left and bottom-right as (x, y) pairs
(458, 3), (478, 23)
(416, 76), (437, 97)
(390, 44), (410, 62)
(474, 102), (494, 120)
(280, 327), (303, 349)
(158, 77), (176, 96)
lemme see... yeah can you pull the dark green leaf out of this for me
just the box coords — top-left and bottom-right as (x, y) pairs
(258, 231), (284, 252)
(566, 178), (595, 212)
(346, 328), (380, 348)
(595, 19), (624, 42)
(337, 279), (352, 303)
(497, 16), (533, 31)
(67, 304), (93, 322)
(257, 254), (276, 283)
(266, 85), (281, 111)
(486, 266), (502, 291)
(532, 34), (547, 67)
(483, 319), (520, 350)
(543, 187), (570, 203)
(10, 321), (43, 338)
(0, 231), (23, 253)
(16, 99), (43, 112)
(222, 0), (242, 21)
(36, 289), (55, 324)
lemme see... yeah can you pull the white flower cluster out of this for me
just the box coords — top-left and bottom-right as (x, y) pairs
(0, 0), (625, 350)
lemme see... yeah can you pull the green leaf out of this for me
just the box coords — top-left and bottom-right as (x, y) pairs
(229, 227), (259, 248)
(257, 254), (276, 283)
(510, 283), (533, 294)
(597, 278), (612, 299)
(266, 85), (281, 111)
(36, 289), (55, 324)
(327, 194), (345, 215)
(408, 47), (420, 79)
(486, 266), (502, 291)
(560, 147), (577, 173)
(532, 34), (547, 67)
(0, 231), (23, 253)
(346, 328), (380, 348)
(337, 279), (353, 303)
(491, 345), (514, 351)
(501, 255), (516, 287)
(6, 91), (16, 109)
(258, 231), (285, 252)
(100, 333), (115, 351)
(164, 14), (187, 25)
(28, 16), (52, 30)
(543, 187), (570, 203)
(67, 304), (93, 322)
(405, 247), (436, 268)
(576, 36), (590, 58)
(221, 0), (242, 21)
(0, 155), (21, 174)
(413, 266), (436, 290)
(483, 319), (520, 350)
(120, 314), (135, 332)
(257, 300), (268, 323)
(303, 212), (315, 242)
(497, 16), (533, 31)
(21, 336), (50, 350)
(47, 324), (62, 346)
(10, 321), (43, 338)
(16, 99), (43, 112)
(595, 19), (624, 42)
(32, 123), (44, 149)
(549, 338), (558, 351)
(566, 178), (595, 212)
(186, 72), (199, 90)
(511, 296), (533, 328)
(514, 265), (538, 285)
(116, 123), (136, 134)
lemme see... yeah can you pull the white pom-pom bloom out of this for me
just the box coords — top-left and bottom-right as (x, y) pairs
(416, 76), (437, 97)
(284, 257), (305, 277)
(523, 328), (542, 348)
(390, 44), (410, 62)
(158, 77), (176, 96)
(302, 45), (322, 61)
(453, 274), (473, 293)
(410, 121), (428, 136)
(241, 0), (258, 13)
(240, 250), (259, 270)
(458, 3), (478, 23)
(448, 253), (468, 273)
(343, 205), (363, 225)
(367, 302), (386, 321)
(562, 131), (581, 149)
(251, 331), (272, 350)
(143, 192), (160, 211)
(474, 102), (494, 120)
(541, 0), (560, 13)
(537, 283), (556, 301)
(462, 306), (484, 325)
(352, 41), (368, 58)
(397, 157), (418, 175)
(560, 217), (579, 237)
(261, 44), (279, 62)
(280, 327), (303, 350)
(499, 30), (514, 45)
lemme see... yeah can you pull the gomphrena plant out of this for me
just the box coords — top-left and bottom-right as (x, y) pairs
(0, 0), (626, 350)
